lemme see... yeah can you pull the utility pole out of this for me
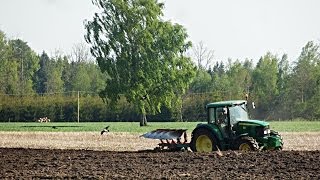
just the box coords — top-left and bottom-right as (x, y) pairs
(77, 91), (80, 123)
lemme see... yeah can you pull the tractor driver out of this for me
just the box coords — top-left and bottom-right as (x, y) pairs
(217, 107), (232, 138)
(217, 107), (228, 125)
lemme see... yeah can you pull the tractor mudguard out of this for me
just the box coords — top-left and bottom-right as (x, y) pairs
(192, 123), (224, 141)
(233, 133), (249, 141)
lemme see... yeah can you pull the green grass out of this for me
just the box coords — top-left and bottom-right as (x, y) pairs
(0, 122), (201, 133)
(0, 121), (319, 133)
(268, 121), (320, 132)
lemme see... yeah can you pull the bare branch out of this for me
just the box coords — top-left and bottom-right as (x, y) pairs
(71, 43), (92, 63)
(192, 41), (214, 69)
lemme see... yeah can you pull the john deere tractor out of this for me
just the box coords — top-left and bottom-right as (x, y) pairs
(142, 100), (283, 152)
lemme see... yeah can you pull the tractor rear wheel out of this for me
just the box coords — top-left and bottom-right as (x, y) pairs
(190, 129), (219, 152)
(235, 136), (259, 151)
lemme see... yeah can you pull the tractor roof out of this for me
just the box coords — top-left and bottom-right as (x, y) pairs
(206, 100), (246, 108)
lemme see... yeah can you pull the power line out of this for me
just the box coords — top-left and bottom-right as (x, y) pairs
(0, 91), (99, 96)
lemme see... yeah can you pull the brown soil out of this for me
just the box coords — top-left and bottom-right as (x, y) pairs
(0, 148), (319, 179)
(1, 132), (319, 179)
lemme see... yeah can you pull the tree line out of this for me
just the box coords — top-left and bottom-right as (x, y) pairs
(0, 30), (106, 95)
(1, 30), (320, 122)
(190, 41), (320, 120)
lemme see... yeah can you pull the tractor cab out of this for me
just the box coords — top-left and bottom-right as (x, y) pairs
(207, 100), (248, 124)
(207, 100), (248, 138)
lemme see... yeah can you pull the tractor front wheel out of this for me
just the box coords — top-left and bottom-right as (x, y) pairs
(235, 136), (259, 151)
(190, 129), (219, 152)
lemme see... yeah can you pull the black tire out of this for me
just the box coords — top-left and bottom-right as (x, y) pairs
(190, 128), (219, 152)
(235, 136), (259, 151)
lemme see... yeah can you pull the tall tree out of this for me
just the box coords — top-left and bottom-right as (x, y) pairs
(226, 60), (252, 99)
(34, 51), (50, 94)
(86, 63), (106, 92)
(0, 31), (8, 93)
(277, 54), (290, 92)
(0, 32), (20, 94)
(291, 41), (319, 103)
(286, 41), (320, 118)
(46, 54), (64, 93)
(61, 57), (74, 92)
(34, 51), (64, 93)
(211, 61), (225, 77)
(251, 52), (279, 118)
(8, 39), (39, 94)
(190, 69), (212, 93)
(85, 0), (196, 126)
(71, 62), (91, 92)
(69, 43), (103, 92)
(208, 61), (229, 98)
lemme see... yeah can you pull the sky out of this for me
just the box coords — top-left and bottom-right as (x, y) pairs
(0, 0), (320, 63)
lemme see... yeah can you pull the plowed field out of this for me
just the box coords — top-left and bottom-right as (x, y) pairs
(1, 131), (320, 179)
(0, 148), (319, 179)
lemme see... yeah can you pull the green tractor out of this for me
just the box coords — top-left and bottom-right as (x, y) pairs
(142, 100), (283, 152)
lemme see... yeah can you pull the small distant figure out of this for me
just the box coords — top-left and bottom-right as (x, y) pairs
(38, 117), (50, 123)
(101, 126), (110, 135)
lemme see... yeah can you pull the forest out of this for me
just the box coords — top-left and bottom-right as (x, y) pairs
(1, 29), (320, 122)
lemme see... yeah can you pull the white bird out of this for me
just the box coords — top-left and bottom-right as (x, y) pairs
(100, 126), (110, 135)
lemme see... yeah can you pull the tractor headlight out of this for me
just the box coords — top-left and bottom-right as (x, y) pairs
(264, 129), (271, 135)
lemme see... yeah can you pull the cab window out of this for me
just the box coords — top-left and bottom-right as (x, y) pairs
(208, 108), (215, 123)
(216, 107), (228, 125)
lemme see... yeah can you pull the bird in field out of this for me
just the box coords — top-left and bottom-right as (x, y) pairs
(100, 126), (110, 135)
